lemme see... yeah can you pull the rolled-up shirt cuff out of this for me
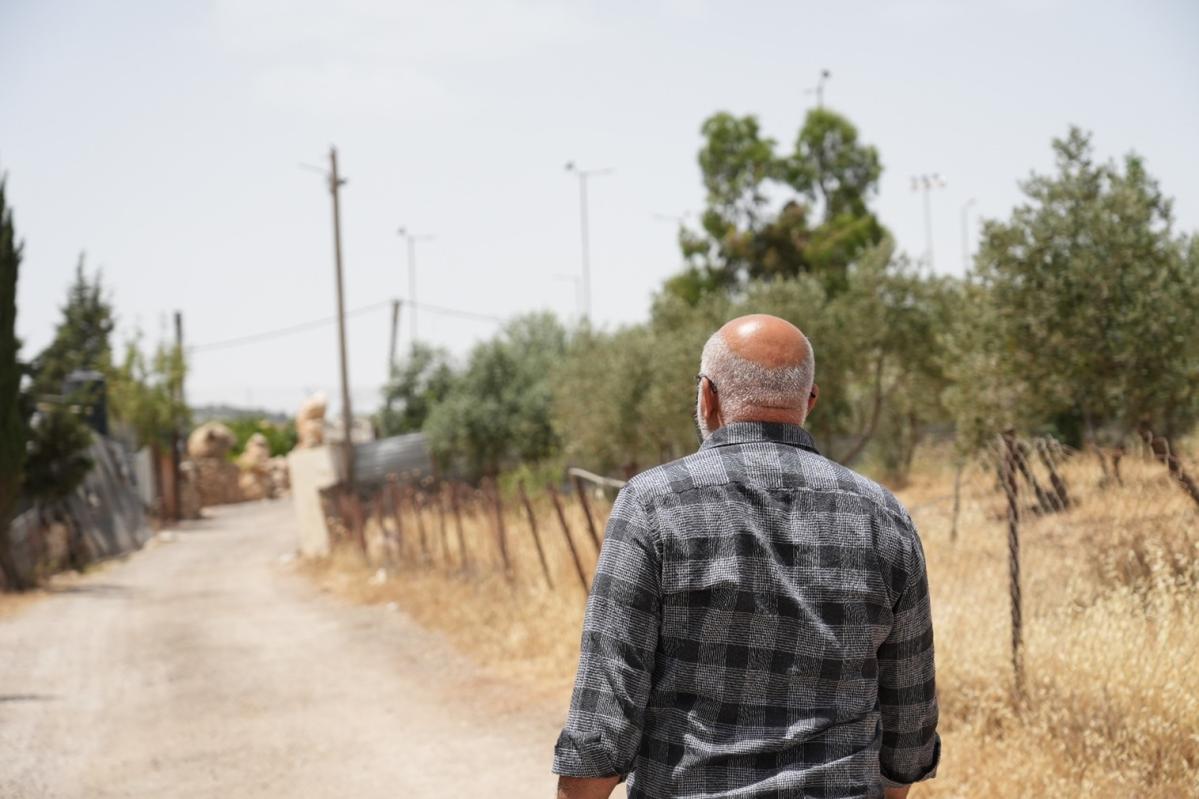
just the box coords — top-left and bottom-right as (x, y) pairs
(880, 736), (941, 789)
(553, 730), (622, 778)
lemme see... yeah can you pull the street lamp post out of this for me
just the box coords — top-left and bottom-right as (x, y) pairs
(565, 162), (614, 321)
(805, 68), (832, 109)
(911, 173), (947, 269)
(554, 273), (583, 320)
(397, 227), (434, 344)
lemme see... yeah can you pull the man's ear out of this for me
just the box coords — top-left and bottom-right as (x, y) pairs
(807, 383), (819, 418)
(700, 377), (722, 429)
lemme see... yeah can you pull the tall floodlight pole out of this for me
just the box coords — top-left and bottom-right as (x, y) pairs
(805, 69), (832, 109)
(565, 162), (614, 322)
(554, 273), (584, 320)
(911, 173), (947, 269)
(328, 147), (354, 487)
(387, 298), (401, 375)
(961, 197), (977, 274)
(397, 227), (434, 344)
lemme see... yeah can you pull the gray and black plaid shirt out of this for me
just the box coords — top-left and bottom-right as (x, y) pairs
(554, 422), (940, 798)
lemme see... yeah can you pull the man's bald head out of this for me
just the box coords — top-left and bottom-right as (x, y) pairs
(718, 315), (813, 370)
(697, 314), (816, 435)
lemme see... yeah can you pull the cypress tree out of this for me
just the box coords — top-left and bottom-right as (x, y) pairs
(31, 254), (114, 399)
(0, 174), (30, 589)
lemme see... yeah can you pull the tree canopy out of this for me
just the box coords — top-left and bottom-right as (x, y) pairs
(945, 127), (1199, 447)
(31, 256), (115, 399)
(376, 342), (455, 437)
(673, 108), (885, 300)
(424, 313), (567, 479)
(360, 119), (1197, 486)
(107, 333), (189, 450)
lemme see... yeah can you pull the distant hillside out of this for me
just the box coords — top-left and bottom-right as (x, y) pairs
(191, 404), (290, 424)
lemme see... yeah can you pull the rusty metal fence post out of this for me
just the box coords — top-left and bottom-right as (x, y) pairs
(436, 484), (455, 571)
(342, 491), (365, 556)
(1143, 430), (1199, 508)
(1000, 431), (1025, 700)
(410, 485), (429, 562)
(548, 483), (589, 595)
(950, 459), (963, 543)
(1034, 439), (1071, 510)
(386, 476), (404, 562)
(518, 481), (554, 589)
(450, 483), (470, 573)
(572, 474), (602, 557)
(483, 478), (512, 578)
(1013, 439), (1057, 514)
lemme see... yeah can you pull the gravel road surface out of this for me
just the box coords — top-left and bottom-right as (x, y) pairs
(0, 500), (570, 798)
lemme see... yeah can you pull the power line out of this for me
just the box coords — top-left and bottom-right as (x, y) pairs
(188, 298), (504, 355)
(411, 300), (504, 325)
(188, 300), (391, 354)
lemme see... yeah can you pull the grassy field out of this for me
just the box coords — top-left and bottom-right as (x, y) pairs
(304, 442), (1199, 796)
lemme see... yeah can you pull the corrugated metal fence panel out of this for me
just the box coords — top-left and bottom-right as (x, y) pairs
(64, 437), (151, 559)
(6, 436), (150, 581)
(352, 433), (432, 485)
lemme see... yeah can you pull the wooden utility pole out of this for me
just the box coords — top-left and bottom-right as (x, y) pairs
(328, 147), (355, 488)
(174, 311), (186, 408)
(387, 299), (402, 378)
(168, 310), (186, 522)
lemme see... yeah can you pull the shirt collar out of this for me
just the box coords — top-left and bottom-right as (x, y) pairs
(699, 421), (820, 454)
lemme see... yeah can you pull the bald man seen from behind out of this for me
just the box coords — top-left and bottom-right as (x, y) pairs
(553, 314), (940, 799)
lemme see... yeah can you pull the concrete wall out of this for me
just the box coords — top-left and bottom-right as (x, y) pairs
(287, 445), (341, 557)
(133, 447), (156, 508)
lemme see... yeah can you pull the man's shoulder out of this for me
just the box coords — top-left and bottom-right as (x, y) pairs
(813, 455), (914, 528)
(623, 443), (914, 528)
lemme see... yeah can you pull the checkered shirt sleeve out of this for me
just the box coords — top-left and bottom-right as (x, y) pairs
(877, 524), (940, 788)
(553, 484), (661, 778)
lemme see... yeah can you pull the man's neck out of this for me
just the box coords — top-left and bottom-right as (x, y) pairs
(725, 407), (806, 427)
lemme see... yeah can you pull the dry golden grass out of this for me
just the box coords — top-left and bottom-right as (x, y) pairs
(305, 488), (607, 697)
(308, 447), (1199, 795)
(903, 444), (1199, 796)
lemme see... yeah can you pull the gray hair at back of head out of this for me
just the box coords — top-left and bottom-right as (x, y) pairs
(699, 331), (815, 420)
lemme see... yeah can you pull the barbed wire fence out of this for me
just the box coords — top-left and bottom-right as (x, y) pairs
(315, 430), (1198, 709)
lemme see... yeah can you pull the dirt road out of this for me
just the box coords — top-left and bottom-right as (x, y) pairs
(0, 500), (570, 798)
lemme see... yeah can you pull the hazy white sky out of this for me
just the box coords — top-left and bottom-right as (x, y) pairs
(3, 0), (1197, 415)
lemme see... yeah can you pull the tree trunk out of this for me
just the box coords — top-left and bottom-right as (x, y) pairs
(839, 353), (887, 466)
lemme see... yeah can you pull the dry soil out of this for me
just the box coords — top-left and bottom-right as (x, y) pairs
(0, 500), (571, 798)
